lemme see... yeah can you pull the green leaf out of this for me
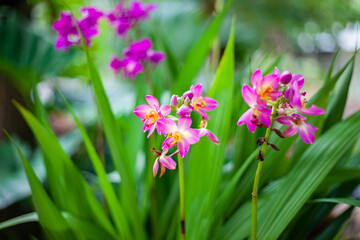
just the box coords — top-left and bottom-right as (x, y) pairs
(13, 102), (116, 238)
(323, 57), (355, 131)
(312, 198), (360, 208)
(0, 212), (38, 230)
(186, 18), (235, 240)
(217, 110), (360, 239)
(259, 111), (360, 240)
(59, 2), (146, 237)
(172, 0), (234, 93)
(5, 132), (74, 239)
(56, 87), (130, 239)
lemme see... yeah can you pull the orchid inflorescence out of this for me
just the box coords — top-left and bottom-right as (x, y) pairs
(237, 67), (325, 144)
(53, 1), (164, 80)
(134, 84), (219, 177)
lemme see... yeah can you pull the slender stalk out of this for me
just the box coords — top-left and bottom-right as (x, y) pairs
(178, 154), (186, 240)
(251, 100), (280, 240)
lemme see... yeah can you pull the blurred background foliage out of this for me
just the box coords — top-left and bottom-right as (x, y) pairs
(0, 0), (359, 239)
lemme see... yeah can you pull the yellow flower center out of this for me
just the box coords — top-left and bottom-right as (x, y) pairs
(145, 110), (159, 124)
(258, 86), (273, 99)
(193, 97), (206, 109)
(167, 131), (182, 144)
(253, 108), (260, 118)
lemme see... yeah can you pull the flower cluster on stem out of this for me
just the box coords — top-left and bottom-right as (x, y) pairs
(134, 84), (219, 177)
(237, 67), (325, 144)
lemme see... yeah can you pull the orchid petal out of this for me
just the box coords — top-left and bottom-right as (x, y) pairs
(262, 74), (279, 90)
(299, 121), (318, 144)
(153, 159), (159, 177)
(182, 128), (200, 144)
(160, 104), (171, 116)
(282, 124), (299, 137)
(147, 124), (156, 138)
(242, 84), (258, 107)
(178, 116), (192, 130)
(191, 84), (203, 99)
(202, 97), (218, 111)
(178, 140), (190, 158)
(157, 118), (178, 135)
(237, 108), (253, 126)
(298, 105), (325, 115)
(275, 116), (293, 125)
(145, 95), (159, 108)
(134, 104), (152, 118)
(247, 121), (257, 133)
(251, 69), (262, 88)
(159, 155), (176, 170)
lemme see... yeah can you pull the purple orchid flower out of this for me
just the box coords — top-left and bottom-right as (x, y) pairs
(237, 84), (272, 132)
(134, 95), (171, 137)
(110, 56), (143, 80)
(53, 8), (103, 51)
(128, 1), (157, 20)
(157, 117), (200, 158)
(153, 148), (176, 177)
(275, 114), (318, 144)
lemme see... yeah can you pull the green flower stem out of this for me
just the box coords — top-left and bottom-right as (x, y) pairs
(178, 154), (186, 240)
(251, 99), (281, 240)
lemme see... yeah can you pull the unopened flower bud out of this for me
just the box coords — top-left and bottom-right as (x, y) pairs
(184, 97), (191, 106)
(280, 71), (292, 84)
(170, 95), (178, 110)
(177, 106), (192, 117)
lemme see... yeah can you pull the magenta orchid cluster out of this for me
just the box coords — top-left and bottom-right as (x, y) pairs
(107, 1), (156, 36)
(53, 7), (103, 51)
(53, 1), (165, 80)
(134, 84), (219, 177)
(109, 38), (165, 79)
(237, 67), (325, 144)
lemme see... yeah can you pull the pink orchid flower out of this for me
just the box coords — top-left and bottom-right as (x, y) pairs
(183, 84), (218, 119)
(237, 84), (271, 133)
(157, 117), (200, 158)
(153, 148), (176, 177)
(134, 95), (171, 137)
(251, 69), (282, 106)
(275, 114), (318, 144)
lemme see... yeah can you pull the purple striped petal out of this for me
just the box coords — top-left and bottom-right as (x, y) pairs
(202, 97), (218, 111)
(275, 116), (292, 125)
(247, 121), (257, 133)
(157, 118), (178, 135)
(237, 108), (253, 126)
(299, 121), (318, 144)
(200, 129), (219, 145)
(153, 159), (159, 177)
(298, 105), (325, 116)
(282, 125), (299, 137)
(178, 140), (190, 158)
(242, 84), (258, 108)
(145, 95), (159, 108)
(251, 69), (262, 88)
(159, 155), (176, 170)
